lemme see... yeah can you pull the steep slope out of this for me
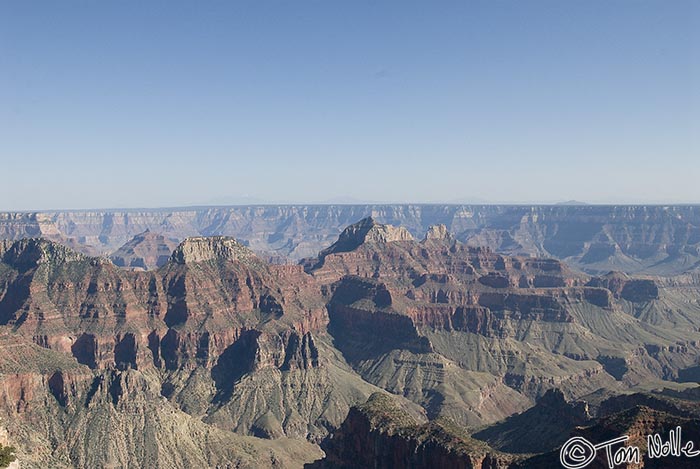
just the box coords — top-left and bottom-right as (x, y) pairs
(472, 389), (591, 453)
(0, 236), (392, 466)
(312, 387), (700, 468)
(306, 393), (519, 469)
(0, 334), (322, 468)
(520, 404), (700, 469)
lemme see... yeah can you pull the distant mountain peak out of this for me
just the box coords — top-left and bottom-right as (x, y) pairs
(555, 200), (589, 206)
(322, 217), (414, 256)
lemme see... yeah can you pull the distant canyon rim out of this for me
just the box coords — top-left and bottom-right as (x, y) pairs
(2, 204), (700, 275)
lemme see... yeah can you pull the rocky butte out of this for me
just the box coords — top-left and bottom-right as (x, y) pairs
(0, 217), (697, 468)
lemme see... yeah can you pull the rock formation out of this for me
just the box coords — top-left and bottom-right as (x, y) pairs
(109, 230), (178, 270)
(423, 223), (454, 242)
(2, 204), (700, 274)
(310, 387), (700, 468)
(0, 217), (698, 467)
(307, 393), (519, 469)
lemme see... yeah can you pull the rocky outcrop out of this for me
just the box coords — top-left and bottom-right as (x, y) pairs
(533, 406), (700, 469)
(312, 391), (700, 469)
(169, 236), (263, 266)
(0, 238), (88, 268)
(489, 389), (700, 468)
(423, 224), (454, 243)
(586, 272), (660, 302)
(307, 217), (413, 272)
(598, 392), (700, 419)
(307, 393), (519, 469)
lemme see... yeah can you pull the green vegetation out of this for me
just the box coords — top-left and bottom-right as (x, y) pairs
(0, 443), (16, 468)
(357, 392), (421, 431)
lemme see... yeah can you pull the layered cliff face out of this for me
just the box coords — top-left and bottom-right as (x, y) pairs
(303, 218), (700, 425)
(0, 216), (698, 467)
(0, 335), (322, 468)
(2, 204), (700, 274)
(0, 236), (389, 466)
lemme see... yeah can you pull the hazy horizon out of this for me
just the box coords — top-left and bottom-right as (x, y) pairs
(2, 1), (698, 211)
(4, 199), (700, 214)
(4, 192), (700, 213)
(3, 194), (700, 212)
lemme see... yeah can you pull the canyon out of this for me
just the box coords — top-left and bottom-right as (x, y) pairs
(0, 214), (698, 467)
(1, 204), (699, 274)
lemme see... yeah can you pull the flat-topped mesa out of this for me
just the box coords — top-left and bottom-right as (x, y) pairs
(322, 217), (414, 255)
(169, 236), (261, 266)
(422, 224), (454, 243)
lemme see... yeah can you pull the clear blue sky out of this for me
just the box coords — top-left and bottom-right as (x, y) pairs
(1, 1), (698, 210)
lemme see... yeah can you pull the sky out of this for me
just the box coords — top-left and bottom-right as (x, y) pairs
(0, 1), (698, 210)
